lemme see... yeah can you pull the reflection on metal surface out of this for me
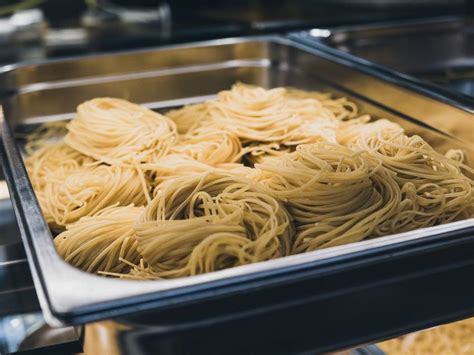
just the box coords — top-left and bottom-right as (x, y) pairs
(0, 9), (46, 64)
(0, 198), (21, 247)
(18, 321), (78, 352)
(299, 17), (474, 101)
(45, 28), (88, 49)
(309, 28), (331, 38)
(0, 180), (9, 200)
(0, 312), (78, 353)
(0, 313), (43, 354)
(1, 37), (473, 326)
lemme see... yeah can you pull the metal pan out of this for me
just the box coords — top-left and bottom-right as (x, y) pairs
(0, 160), (38, 316)
(290, 17), (474, 111)
(1, 36), (473, 328)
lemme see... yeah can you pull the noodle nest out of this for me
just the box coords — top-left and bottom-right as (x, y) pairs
(26, 143), (148, 229)
(257, 142), (401, 252)
(379, 317), (474, 354)
(55, 205), (144, 273)
(65, 97), (177, 164)
(133, 171), (294, 278)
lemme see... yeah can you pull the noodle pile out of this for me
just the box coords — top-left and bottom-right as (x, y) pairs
(379, 317), (474, 354)
(25, 143), (149, 230)
(208, 83), (341, 145)
(64, 98), (177, 164)
(166, 102), (212, 134)
(132, 172), (293, 278)
(345, 119), (473, 231)
(23, 83), (474, 280)
(256, 143), (401, 252)
(55, 205), (144, 273)
(171, 127), (242, 165)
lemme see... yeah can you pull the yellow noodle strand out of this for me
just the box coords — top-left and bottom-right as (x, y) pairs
(171, 126), (242, 166)
(379, 317), (474, 355)
(55, 205), (144, 273)
(65, 97), (177, 164)
(133, 172), (294, 278)
(257, 142), (401, 252)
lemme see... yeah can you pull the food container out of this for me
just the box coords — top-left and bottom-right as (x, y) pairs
(290, 17), (474, 109)
(1, 35), (473, 352)
(0, 163), (37, 316)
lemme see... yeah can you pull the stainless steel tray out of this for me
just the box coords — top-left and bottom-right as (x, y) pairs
(0, 193), (37, 317)
(0, 159), (38, 317)
(290, 17), (474, 110)
(1, 36), (473, 328)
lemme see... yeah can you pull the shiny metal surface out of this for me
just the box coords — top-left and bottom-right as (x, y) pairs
(0, 312), (79, 353)
(291, 17), (474, 108)
(0, 162), (37, 316)
(0, 179), (77, 351)
(83, 320), (384, 355)
(1, 36), (473, 326)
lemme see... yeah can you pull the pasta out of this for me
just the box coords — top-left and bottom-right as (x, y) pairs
(141, 154), (243, 188)
(65, 98), (177, 164)
(256, 143), (401, 252)
(22, 84), (473, 280)
(133, 172), (294, 278)
(25, 142), (94, 193)
(45, 164), (148, 228)
(345, 120), (474, 231)
(171, 127), (242, 166)
(26, 142), (149, 229)
(25, 143), (96, 230)
(208, 83), (340, 145)
(285, 87), (359, 121)
(55, 205), (144, 273)
(166, 102), (213, 134)
(379, 317), (474, 354)
(238, 142), (292, 166)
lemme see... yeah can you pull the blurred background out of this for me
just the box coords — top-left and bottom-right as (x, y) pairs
(0, 0), (471, 65)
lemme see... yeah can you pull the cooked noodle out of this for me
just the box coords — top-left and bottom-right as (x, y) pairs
(379, 317), (474, 354)
(238, 142), (292, 166)
(208, 83), (340, 145)
(26, 142), (149, 229)
(256, 143), (401, 252)
(55, 205), (144, 273)
(166, 102), (213, 134)
(65, 98), (177, 164)
(171, 127), (242, 165)
(346, 120), (474, 231)
(133, 172), (293, 278)
(141, 154), (229, 188)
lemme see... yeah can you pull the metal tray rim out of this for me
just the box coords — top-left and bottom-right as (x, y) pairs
(0, 35), (282, 89)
